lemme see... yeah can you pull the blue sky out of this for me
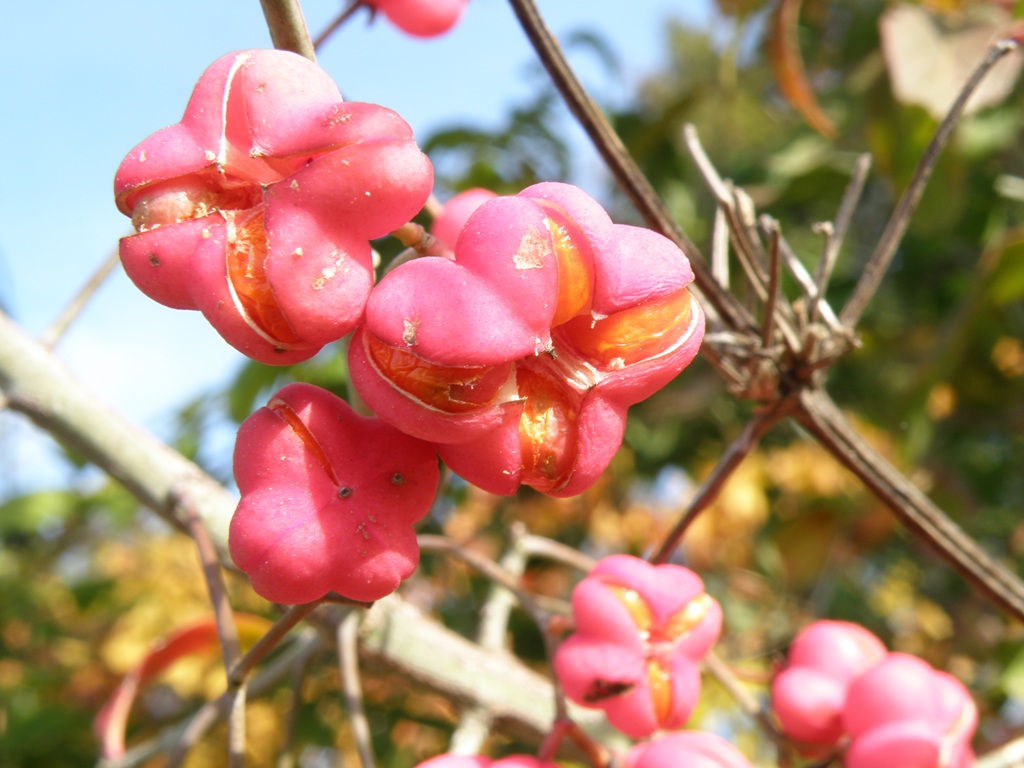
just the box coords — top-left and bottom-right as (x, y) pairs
(0, 1), (709, 494)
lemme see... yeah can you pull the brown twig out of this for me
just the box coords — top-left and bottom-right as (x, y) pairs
(839, 39), (1019, 329)
(682, 124), (802, 352)
(228, 601), (323, 687)
(809, 153), (871, 324)
(418, 534), (548, 621)
(338, 611), (376, 768)
(39, 247), (121, 350)
(259, 0), (317, 61)
(650, 405), (787, 564)
(312, 1), (366, 50)
(795, 387), (1024, 621)
(165, 602), (321, 767)
(178, 491), (245, 768)
(761, 218), (782, 350)
(449, 524), (531, 754)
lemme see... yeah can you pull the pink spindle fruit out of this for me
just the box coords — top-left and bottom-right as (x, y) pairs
(229, 382), (439, 604)
(349, 182), (704, 497)
(430, 188), (498, 250)
(115, 49), (433, 364)
(623, 731), (754, 768)
(413, 757), (561, 768)
(413, 756), (557, 768)
(552, 555), (722, 739)
(367, 0), (469, 38)
(843, 653), (977, 768)
(771, 620), (887, 746)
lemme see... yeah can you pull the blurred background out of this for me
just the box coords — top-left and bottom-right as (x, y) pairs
(2, 1), (1024, 765)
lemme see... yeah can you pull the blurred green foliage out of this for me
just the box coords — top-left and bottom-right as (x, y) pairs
(3, 2), (1024, 765)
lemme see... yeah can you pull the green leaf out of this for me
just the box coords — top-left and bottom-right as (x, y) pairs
(0, 490), (78, 537)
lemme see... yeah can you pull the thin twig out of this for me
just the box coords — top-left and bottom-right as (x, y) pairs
(259, 0), (317, 61)
(276, 637), (321, 768)
(179, 491), (245, 768)
(40, 247), (120, 350)
(417, 534), (548, 621)
(682, 124), (802, 352)
(517, 533), (596, 574)
(711, 205), (730, 288)
(650, 405), (787, 564)
(166, 602), (321, 767)
(761, 218), (782, 350)
(228, 601), (323, 687)
(449, 524), (531, 755)
(771, 227), (841, 330)
(795, 387), (1024, 622)
(702, 651), (776, 736)
(809, 221), (835, 322)
(312, 1), (365, 50)
(99, 633), (323, 768)
(839, 39), (1019, 329)
(807, 153), (871, 325)
(338, 612), (376, 768)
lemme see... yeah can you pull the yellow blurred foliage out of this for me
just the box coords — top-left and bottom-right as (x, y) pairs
(992, 336), (1024, 378)
(98, 534), (214, 675)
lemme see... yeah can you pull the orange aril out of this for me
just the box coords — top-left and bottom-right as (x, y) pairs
(267, 398), (339, 486)
(226, 210), (299, 345)
(562, 287), (694, 367)
(516, 367), (579, 492)
(365, 334), (511, 414)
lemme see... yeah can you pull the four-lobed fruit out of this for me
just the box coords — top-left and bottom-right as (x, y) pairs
(115, 49), (433, 365)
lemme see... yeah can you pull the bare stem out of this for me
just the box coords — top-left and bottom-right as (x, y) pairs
(450, 525), (531, 754)
(418, 533), (548, 621)
(338, 612), (376, 768)
(761, 218), (782, 349)
(40, 247), (121, 350)
(814, 152), (872, 317)
(839, 39), (1019, 329)
(259, 0), (317, 61)
(312, 1), (365, 50)
(228, 601), (323, 687)
(683, 124), (801, 351)
(771, 226), (841, 330)
(795, 387), (1024, 622)
(179, 492), (245, 767)
(517, 532), (596, 574)
(650, 406), (786, 564)
(702, 651), (775, 735)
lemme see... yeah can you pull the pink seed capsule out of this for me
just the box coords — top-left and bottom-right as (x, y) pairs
(367, 0), (470, 38)
(350, 182), (704, 497)
(228, 382), (439, 604)
(552, 555), (722, 739)
(115, 49), (433, 364)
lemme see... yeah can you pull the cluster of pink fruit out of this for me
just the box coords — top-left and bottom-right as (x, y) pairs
(413, 555), (751, 768)
(114, 49), (704, 604)
(113, 38), (977, 768)
(405, 560), (978, 767)
(771, 620), (977, 768)
(411, 731), (753, 768)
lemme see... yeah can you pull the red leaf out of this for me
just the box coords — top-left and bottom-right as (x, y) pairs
(94, 613), (271, 759)
(768, 0), (838, 138)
